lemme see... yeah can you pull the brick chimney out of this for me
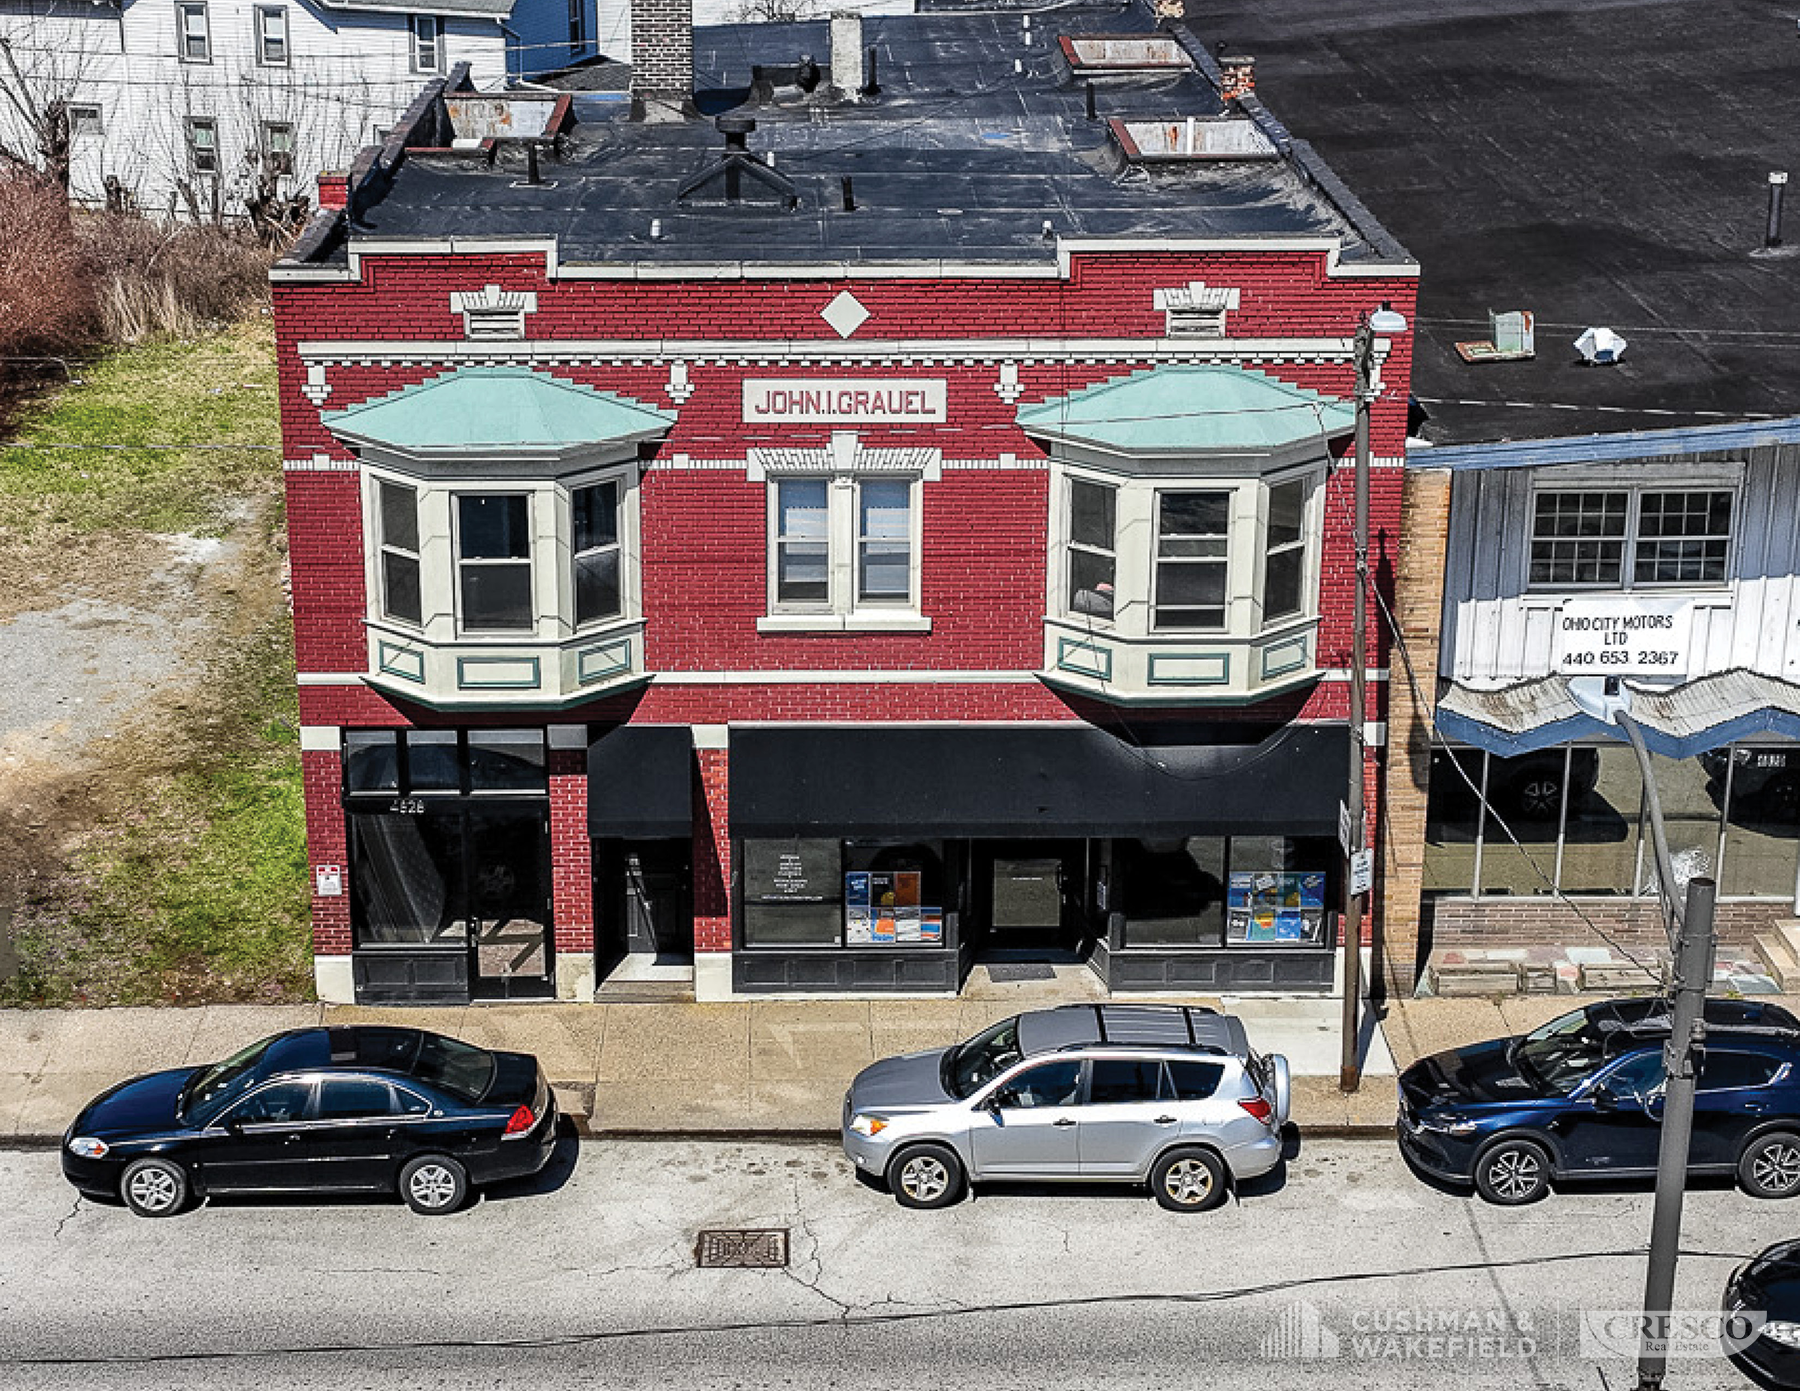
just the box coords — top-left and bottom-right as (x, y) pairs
(1218, 54), (1256, 104)
(316, 170), (349, 209)
(631, 0), (696, 121)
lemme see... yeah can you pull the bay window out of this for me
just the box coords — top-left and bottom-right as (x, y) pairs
(1066, 478), (1117, 618)
(378, 479), (422, 626)
(455, 494), (533, 632)
(1153, 490), (1230, 630)
(1261, 477), (1308, 622)
(571, 480), (621, 625)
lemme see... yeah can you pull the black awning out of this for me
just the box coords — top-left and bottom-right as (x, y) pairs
(729, 723), (1347, 839)
(587, 726), (694, 838)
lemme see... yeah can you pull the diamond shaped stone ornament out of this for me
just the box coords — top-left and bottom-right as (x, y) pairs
(821, 290), (871, 339)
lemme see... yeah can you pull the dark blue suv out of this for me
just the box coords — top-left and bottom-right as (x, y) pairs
(1398, 997), (1800, 1204)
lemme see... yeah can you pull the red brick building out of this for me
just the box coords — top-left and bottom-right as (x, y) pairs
(273, 1), (1417, 1004)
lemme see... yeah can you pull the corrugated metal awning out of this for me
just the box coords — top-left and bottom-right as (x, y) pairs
(1437, 671), (1800, 758)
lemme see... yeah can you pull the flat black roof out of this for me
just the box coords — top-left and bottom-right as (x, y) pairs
(323, 0), (1408, 270)
(1200, 0), (1800, 445)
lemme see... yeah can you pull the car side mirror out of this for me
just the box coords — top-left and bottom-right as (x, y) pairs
(981, 1091), (1007, 1113)
(222, 1116), (245, 1134)
(1590, 1086), (1618, 1112)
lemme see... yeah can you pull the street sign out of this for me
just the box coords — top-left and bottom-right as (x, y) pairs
(1338, 801), (1354, 856)
(1350, 849), (1375, 897)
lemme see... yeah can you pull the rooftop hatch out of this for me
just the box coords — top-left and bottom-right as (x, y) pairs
(1059, 34), (1193, 74)
(1111, 117), (1278, 162)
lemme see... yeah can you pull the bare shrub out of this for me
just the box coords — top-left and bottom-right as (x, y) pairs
(79, 214), (273, 343)
(0, 170), (95, 364)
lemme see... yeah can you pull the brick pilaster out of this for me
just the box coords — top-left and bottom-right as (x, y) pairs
(549, 748), (594, 955)
(693, 747), (731, 953)
(302, 747), (352, 956)
(1378, 467), (1452, 997)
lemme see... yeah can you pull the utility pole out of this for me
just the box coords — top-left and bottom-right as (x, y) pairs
(1635, 875), (1716, 1391)
(1340, 303), (1405, 1094)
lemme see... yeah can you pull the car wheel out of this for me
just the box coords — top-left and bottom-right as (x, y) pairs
(1472, 1137), (1552, 1205)
(887, 1143), (965, 1210)
(1150, 1147), (1227, 1213)
(1511, 774), (1563, 821)
(120, 1157), (189, 1218)
(400, 1155), (469, 1215)
(1738, 1133), (1800, 1199)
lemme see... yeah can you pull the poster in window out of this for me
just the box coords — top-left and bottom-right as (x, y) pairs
(1228, 871), (1326, 945)
(895, 908), (922, 943)
(845, 872), (871, 908)
(894, 872), (921, 908)
(920, 909), (943, 944)
(872, 911), (897, 944)
(846, 907), (874, 945)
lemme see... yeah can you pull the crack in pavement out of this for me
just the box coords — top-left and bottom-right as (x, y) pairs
(778, 1175), (852, 1320)
(50, 1193), (84, 1241)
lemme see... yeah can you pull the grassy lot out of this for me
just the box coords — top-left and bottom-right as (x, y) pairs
(0, 318), (313, 1007)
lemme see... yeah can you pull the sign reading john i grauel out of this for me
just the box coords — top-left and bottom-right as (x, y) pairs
(743, 378), (948, 424)
(1553, 596), (1694, 677)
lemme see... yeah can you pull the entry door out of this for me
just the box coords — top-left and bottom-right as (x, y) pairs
(622, 841), (691, 959)
(984, 840), (1085, 950)
(468, 805), (554, 999)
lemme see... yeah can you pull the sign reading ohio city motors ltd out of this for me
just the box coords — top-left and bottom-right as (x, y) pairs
(742, 378), (948, 424)
(1553, 596), (1695, 677)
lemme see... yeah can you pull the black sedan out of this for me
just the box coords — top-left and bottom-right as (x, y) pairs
(62, 1026), (558, 1216)
(1726, 1241), (1800, 1389)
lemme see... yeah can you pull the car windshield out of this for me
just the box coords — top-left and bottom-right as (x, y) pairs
(411, 1032), (496, 1103)
(180, 1036), (275, 1125)
(1513, 1010), (1610, 1095)
(946, 1016), (1023, 1099)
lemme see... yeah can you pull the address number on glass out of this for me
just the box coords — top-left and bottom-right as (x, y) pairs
(388, 797), (426, 815)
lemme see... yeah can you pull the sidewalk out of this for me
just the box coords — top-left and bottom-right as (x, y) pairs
(0, 994), (1406, 1145)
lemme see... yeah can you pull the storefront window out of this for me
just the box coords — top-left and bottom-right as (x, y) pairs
(1721, 747), (1800, 899)
(467, 729), (548, 793)
(1224, 836), (1331, 945)
(344, 729), (400, 793)
(843, 841), (945, 946)
(1477, 750), (1567, 897)
(742, 839), (949, 948)
(1636, 752), (1721, 897)
(406, 729), (460, 793)
(1422, 749), (1482, 898)
(1536, 745), (1641, 895)
(742, 839), (841, 947)
(1118, 837), (1225, 947)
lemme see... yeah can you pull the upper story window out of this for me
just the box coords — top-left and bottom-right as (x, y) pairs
(378, 480), (422, 626)
(455, 494), (533, 632)
(256, 6), (289, 65)
(186, 116), (218, 174)
(1051, 468), (1320, 639)
(568, 0), (586, 48)
(1153, 490), (1230, 631)
(176, 2), (210, 61)
(68, 103), (103, 137)
(572, 481), (620, 626)
(1066, 479), (1116, 618)
(411, 15), (444, 72)
(765, 471), (922, 625)
(261, 121), (295, 175)
(1529, 488), (1733, 590)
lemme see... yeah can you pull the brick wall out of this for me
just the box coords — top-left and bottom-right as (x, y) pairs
(1379, 467), (1451, 994)
(549, 748), (593, 954)
(1428, 896), (1774, 956)
(301, 748), (351, 956)
(693, 748), (731, 953)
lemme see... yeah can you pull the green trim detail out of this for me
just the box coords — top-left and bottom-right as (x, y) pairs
(576, 638), (633, 685)
(1017, 365), (1354, 453)
(1261, 637), (1310, 679)
(1146, 651), (1231, 685)
(376, 641), (426, 684)
(1055, 636), (1113, 680)
(455, 654), (542, 690)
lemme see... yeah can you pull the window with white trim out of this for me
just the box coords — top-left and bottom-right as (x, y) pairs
(68, 103), (103, 137)
(571, 480), (621, 626)
(176, 1), (210, 61)
(1529, 488), (1733, 589)
(260, 121), (295, 175)
(411, 15), (443, 72)
(255, 6), (288, 65)
(456, 493), (533, 632)
(378, 480), (422, 626)
(1261, 476), (1308, 622)
(1066, 478), (1116, 619)
(1153, 490), (1230, 631)
(767, 474), (920, 620)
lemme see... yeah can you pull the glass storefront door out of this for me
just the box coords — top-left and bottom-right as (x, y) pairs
(467, 805), (554, 999)
(978, 839), (1087, 953)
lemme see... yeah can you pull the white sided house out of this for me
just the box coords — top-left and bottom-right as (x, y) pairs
(0, 0), (596, 218)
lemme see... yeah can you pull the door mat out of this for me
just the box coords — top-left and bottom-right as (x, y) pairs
(985, 963), (1058, 982)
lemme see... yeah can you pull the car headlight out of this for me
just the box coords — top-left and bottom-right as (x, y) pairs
(1421, 1116), (1479, 1137)
(849, 1114), (889, 1138)
(66, 1136), (109, 1159)
(1760, 1320), (1800, 1349)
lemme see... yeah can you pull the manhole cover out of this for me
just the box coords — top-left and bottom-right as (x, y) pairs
(696, 1228), (790, 1268)
(986, 963), (1057, 982)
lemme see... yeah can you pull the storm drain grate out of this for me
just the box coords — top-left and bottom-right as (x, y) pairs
(696, 1228), (790, 1268)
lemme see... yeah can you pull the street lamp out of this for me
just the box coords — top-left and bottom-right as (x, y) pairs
(1569, 674), (1718, 1391)
(1339, 302), (1407, 1094)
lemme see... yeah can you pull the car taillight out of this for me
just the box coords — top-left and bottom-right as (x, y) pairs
(1238, 1096), (1274, 1125)
(502, 1105), (536, 1139)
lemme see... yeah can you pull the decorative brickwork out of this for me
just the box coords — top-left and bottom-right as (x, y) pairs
(301, 748), (351, 956)
(694, 748), (731, 953)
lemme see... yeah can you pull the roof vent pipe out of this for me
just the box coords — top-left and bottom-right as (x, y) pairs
(865, 45), (880, 96)
(1768, 171), (1789, 249)
(830, 12), (864, 97)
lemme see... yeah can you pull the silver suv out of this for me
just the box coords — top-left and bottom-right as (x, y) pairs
(842, 1004), (1290, 1212)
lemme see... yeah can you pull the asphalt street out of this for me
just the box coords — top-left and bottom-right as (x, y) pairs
(0, 1133), (1790, 1390)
